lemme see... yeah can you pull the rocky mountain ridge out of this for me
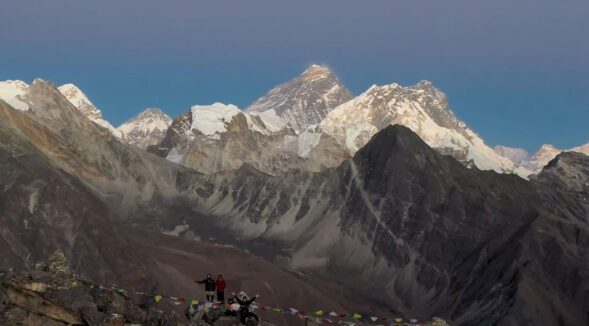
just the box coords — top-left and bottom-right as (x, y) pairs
(57, 83), (124, 139)
(151, 101), (349, 175)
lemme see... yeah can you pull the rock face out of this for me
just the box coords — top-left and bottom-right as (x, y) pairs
(245, 64), (354, 131)
(534, 151), (589, 193)
(152, 103), (350, 175)
(57, 83), (123, 139)
(0, 80), (193, 215)
(0, 80), (124, 138)
(320, 81), (528, 176)
(57, 84), (103, 121)
(0, 94), (178, 286)
(0, 263), (270, 326)
(117, 108), (172, 149)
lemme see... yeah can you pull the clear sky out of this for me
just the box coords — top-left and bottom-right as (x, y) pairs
(1, 0), (587, 152)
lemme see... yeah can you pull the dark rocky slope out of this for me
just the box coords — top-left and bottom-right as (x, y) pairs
(183, 126), (588, 326)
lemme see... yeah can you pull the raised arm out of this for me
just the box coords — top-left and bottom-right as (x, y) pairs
(246, 295), (259, 305)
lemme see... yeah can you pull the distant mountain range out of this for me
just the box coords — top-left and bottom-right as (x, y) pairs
(494, 143), (589, 174)
(0, 69), (587, 325)
(4, 66), (585, 179)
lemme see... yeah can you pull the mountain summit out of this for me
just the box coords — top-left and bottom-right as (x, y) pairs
(245, 64), (353, 131)
(58, 83), (123, 138)
(118, 108), (172, 149)
(321, 81), (525, 175)
(58, 83), (102, 120)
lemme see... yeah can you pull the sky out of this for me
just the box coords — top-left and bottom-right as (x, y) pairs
(0, 0), (588, 152)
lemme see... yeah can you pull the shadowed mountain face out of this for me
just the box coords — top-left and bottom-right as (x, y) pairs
(347, 128), (588, 326)
(181, 126), (588, 325)
(0, 81), (587, 326)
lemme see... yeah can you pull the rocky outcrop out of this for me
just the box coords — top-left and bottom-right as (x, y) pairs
(534, 151), (589, 193)
(152, 106), (350, 175)
(0, 261), (261, 326)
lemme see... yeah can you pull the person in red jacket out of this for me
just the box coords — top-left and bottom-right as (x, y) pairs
(216, 274), (227, 303)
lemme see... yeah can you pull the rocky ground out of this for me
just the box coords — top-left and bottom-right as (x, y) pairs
(0, 253), (278, 326)
(0, 258), (450, 326)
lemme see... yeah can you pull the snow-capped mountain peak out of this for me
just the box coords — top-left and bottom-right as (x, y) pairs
(1, 81), (120, 141)
(520, 144), (562, 174)
(117, 108), (172, 149)
(57, 83), (123, 139)
(245, 64), (354, 132)
(532, 144), (562, 163)
(571, 142), (589, 155)
(300, 64), (333, 81)
(538, 144), (560, 154)
(321, 81), (524, 176)
(190, 103), (241, 136)
(58, 83), (102, 120)
(516, 142), (589, 175)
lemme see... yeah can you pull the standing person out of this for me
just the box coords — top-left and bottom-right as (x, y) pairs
(195, 273), (216, 303)
(216, 274), (227, 303)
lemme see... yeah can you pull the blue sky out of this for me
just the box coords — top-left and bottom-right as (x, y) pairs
(1, 0), (587, 152)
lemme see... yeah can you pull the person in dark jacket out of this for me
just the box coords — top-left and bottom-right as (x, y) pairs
(195, 273), (216, 302)
(232, 291), (260, 324)
(216, 274), (227, 303)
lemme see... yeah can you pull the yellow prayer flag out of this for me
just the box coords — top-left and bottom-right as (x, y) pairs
(154, 295), (163, 303)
